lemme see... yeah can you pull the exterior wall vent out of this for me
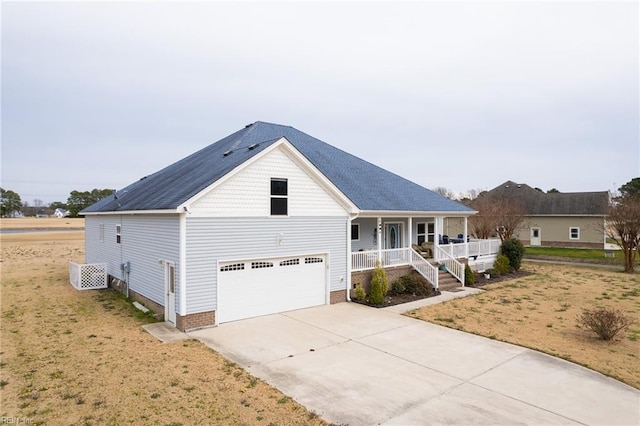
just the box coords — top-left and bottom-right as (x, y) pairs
(248, 144), (259, 151)
(223, 150), (233, 157)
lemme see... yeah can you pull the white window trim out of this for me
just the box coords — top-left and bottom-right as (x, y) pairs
(270, 178), (288, 216)
(417, 222), (427, 244)
(116, 224), (122, 244)
(569, 227), (580, 240)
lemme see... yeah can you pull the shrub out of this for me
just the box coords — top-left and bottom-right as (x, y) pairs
(371, 263), (389, 297)
(368, 277), (385, 305)
(401, 272), (434, 297)
(391, 279), (406, 295)
(464, 264), (475, 286)
(485, 268), (500, 278)
(353, 283), (366, 301)
(577, 307), (637, 340)
(493, 255), (511, 275)
(501, 238), (525, 271)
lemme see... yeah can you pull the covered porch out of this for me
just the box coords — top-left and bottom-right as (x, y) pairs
(349, 215), (501, 289)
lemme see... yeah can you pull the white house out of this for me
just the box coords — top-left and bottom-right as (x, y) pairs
(54, 208), (70, 218)
(82, 121), (484, 331)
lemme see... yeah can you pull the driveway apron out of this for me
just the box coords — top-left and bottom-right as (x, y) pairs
(189, 302), (639, 426)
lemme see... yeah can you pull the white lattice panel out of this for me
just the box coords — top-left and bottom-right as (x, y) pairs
(69, 262), (108, 290)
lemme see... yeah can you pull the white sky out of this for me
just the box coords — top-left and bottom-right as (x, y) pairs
(2, 1), (639, 204)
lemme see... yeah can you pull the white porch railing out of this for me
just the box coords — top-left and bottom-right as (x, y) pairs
(435, 246), (465, 285)
(409, 249), (439, 290)
(69, 262), (108, 290)
(351, 248), (439, 289)
(437, 238), (501, 260)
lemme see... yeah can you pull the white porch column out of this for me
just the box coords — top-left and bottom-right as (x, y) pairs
(434, 216), (439, 261)
(408, 217), (413, 247)
(464, 216), (469, 259)
(377, 217), (382, 262)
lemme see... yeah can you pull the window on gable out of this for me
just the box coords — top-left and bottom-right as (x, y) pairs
(351, 223), (360, 241)
(116, 224), (121, 244)
(570, 227), (580, 240)
(270, 178), (288, 216)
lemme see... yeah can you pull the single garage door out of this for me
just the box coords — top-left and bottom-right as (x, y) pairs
(217, 254), (327, 323)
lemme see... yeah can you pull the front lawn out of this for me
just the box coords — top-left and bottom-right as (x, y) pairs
(0, 232), (328, 425)
(524, 246), (620, 263)
(407, 263), (640, 389)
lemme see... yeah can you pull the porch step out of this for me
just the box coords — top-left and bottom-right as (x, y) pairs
(437, 268), (462, 292)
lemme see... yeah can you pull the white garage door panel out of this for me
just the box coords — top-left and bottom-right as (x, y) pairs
(218, 256), (326, 323)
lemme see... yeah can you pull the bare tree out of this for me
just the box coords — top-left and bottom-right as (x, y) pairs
(605, 197), (640, 273)
(469, 195), (527, 241)
(432, 186), (456, 200)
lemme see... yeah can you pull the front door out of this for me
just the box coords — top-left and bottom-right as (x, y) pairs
(165, 262), (176, 324)
(385, 223), (403, 249)
(531, 228), (541, 246)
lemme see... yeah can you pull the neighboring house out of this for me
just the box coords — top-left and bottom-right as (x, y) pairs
(54, 208), (70, 218)
(81, 121), (481, 330)
(482, 181), (609, 248)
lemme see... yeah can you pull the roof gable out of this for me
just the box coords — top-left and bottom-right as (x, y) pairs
(82, 121), (474, 214)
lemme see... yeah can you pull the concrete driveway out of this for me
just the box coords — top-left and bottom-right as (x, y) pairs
(189, 302), (639, 426)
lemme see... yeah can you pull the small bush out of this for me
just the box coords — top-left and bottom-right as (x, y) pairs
(464, 264), (475, 286)
(371, 263), (389, 298)
(501, 238), (525, 271)
(485, 268), (500, 278)
(577, 307), (637, 340)
(353, 283), (366, 301)
(401, 273), (433, 297)
(493, 255), (511, 275)
(391, 279), (406, 295)
(368, 277), (385, 305)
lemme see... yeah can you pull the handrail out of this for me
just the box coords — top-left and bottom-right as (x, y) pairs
(410, 249), (439, 290)
(434, 246), (465, 286)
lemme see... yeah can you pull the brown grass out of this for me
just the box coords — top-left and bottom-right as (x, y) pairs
(1, 217), (85, 230)
(408, 263), (640, 388)
(0, 231), (327, 425)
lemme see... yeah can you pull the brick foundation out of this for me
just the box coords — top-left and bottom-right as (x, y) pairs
(176, 311), (216, 331)
(351, 265), (414, 297)
(330, 289), (347, 304)
(109, 276), (165, 320)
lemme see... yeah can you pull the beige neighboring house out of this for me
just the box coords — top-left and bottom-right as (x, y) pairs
(483, 181), (609, 248)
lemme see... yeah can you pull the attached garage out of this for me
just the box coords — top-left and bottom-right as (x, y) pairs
(217, 254), (328, 323)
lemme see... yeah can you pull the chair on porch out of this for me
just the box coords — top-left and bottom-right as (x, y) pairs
(412, 243), (432, 259)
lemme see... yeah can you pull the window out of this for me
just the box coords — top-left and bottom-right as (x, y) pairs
(280, 258), (300, 266)
(116, 224), (121, 244)
(270, 178), (288, 215)
(417, 223), (435, 244)
(351, 223), (360, 241)
(570, 227), (580, 240)
(220, 263), (245, 272)
(99, 223), (105, 243)
(417, 223), (426, 244)
(251, 261), (274, 269)
(305, 257), (323, 264)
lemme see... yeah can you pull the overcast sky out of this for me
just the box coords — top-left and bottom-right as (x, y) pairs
(2, 1), (638, 205)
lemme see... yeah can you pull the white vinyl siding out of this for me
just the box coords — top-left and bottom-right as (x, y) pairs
(185, 216), (347, 315)
(190, 146), (347, 217)
(85, 214), (181, 311)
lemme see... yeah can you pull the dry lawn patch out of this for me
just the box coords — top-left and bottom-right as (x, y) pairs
(0, 232), (327, 425)
(0, 217), (85, 230)
(408, 263), (640, 389)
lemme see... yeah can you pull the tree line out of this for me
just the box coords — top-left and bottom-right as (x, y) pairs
(0, 188), (114, 218)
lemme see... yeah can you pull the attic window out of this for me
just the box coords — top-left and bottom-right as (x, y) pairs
(270, 178), (288, 216)
(248, 143), (259, 151)
(223, 150), (233, 157)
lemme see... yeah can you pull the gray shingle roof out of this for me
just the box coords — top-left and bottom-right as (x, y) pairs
(483, 181), (609, 215)
(82, 121), (473, 214)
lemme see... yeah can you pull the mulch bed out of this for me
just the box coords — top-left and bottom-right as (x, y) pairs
(351, 290), (441, 308)
(470, 269), (534, 288)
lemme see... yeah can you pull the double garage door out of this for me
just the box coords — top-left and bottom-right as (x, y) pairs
(217, 254), (327, 323)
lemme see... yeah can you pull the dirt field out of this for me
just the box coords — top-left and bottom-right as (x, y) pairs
(0, 217), (85, 230)
(408, 263), (640, 389)
(0, 231), (327, 425)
